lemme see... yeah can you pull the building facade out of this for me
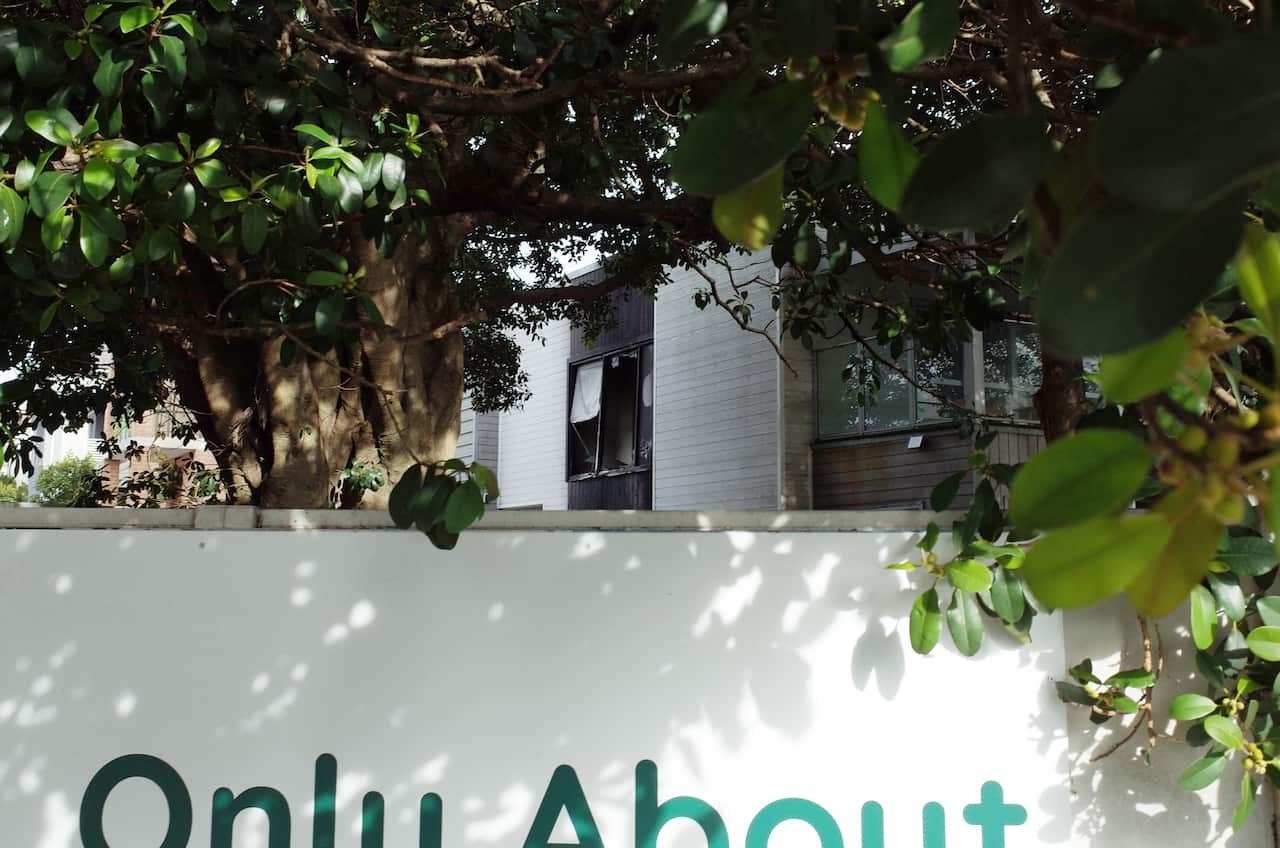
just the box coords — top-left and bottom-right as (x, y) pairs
(482, 251), (1048, 511)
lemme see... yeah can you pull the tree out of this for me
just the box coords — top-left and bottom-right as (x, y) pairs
(0, 472), (26, 502)
(5, 0), (1280, 825)
(32, 454), (106, 505)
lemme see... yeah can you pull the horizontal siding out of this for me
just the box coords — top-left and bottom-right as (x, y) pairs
(496, 324), (570, 510)
(653, 252), (780, 510)
(812, 429), (975, 510)
(455, 394), (477, 464)
(473, 412), (500, 471)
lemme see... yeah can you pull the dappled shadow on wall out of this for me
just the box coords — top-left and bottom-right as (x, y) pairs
(0, 525), (1075, 848)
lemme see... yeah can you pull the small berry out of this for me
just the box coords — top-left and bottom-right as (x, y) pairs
(1178, 427), (1208, 454)
(1206, 434), (1241, 467)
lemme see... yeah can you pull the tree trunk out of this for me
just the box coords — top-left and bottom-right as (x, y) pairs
(170, 225), (466, 509)
(1034, 354), (1088, 442)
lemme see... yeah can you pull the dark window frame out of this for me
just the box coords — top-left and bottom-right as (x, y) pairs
(565, 341), (653, 482)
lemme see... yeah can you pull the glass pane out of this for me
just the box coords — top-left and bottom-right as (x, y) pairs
(816, 347), (861, 437)
(568, 418), (598, 476)
(637, 344), (654, 465)
(917, 383), (965, 423)
(983, 325), (1010, 386)
(600, 353), (639, 470)
(861, 361), (911, 431)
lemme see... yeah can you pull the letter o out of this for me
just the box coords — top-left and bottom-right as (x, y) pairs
(80, 754), (193, 848)
(746, 798), (844, 848)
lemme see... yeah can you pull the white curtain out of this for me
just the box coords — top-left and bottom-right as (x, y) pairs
(569, 361), (604, 423)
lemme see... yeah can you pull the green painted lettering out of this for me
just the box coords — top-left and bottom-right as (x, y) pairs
(314, 754), (337, 848)
(80, 754), (193, 848)
(524, 765), (604, 848)
(211, 786), (290, 848)
(635, 760), (729, 848)
(861, 800), (948, 848)
(962, 782), (1026, 848)
(745, 798), (842, 848)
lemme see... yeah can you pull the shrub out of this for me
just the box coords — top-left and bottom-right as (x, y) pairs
(34, 456), (107, 507)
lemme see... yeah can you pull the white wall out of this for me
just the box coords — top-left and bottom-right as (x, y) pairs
(496, 323), (570, 509)
(456, 393), (477, 464)
(0, 518), (1262, 848)
(653, 251), (781, 509)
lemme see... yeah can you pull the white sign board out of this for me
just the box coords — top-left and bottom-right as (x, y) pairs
(0, 527), (1072, 848)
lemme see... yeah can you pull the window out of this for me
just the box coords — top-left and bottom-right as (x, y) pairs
(568, 344), (653, 478)
(983, 322), (1042, 421)
(815, 320), (1044, 438)
(816, 338), (963, 437)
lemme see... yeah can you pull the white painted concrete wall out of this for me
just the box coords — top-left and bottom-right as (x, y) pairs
(495, 323), (570, 509)
(653, 250), (781, 509)
(0, 515), (1263, 848)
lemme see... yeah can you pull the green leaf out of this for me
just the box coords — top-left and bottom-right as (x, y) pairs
(92, 52), (132, 99)
(657, 0), (728, 64)
(1246, 625), (1280, 661)
(945, 559), (993, 593)
(711, 164), (783, 250)
(314, 291), (344, 337)
(306, 270), (346, 287)
(120, 5), (160, 33)
(1022, 513), (1173, 609)
(0, 185), (26, 248)
(1207, 572), (1246, 623)
(14, 159), (35, 192)
(78, 212), (107, 267)
(1097, 31), (1280, 212)
(193, 159), (237, 190)
(336, 170), (363, 214)
(1178, 753), (1227, 791)
(472, 463), (500, 499)
(143, 142), (183, 163)
(860, 98), (919, 211)
(1169, 693), (1218, 721)
(388, 464), (422, 529)
(918, 521), (940, 552)
(1036, 192), (1245, 357)
(1126, 486), (1221, 618)
(1233, 223), (1280, 341)
(108, 252), (135, 282)
(1190, 584), (1218, 651)
(194, 138), (222, 160)
(879, 0), (959, 72)
(930, 470), (965, 512)
(1055, 681), (1097, 706)
(24, 110), (73, 146)
(30, 172), (74, 219)
(81, 159), (115, 201)
(1097, 329), (1190, 404)
(411, 476), (452, 534)
(777, 0), (835, 58)
(359, 152), (385, 192)
(1233, 772), (1255, 833)
(1256, 596), (1280, 627)
(40, 207), (73, 253)
(1105, 668), (1156, 689)
(946, 588), (983, 657)
(427, 522), (459, 550)
(381, 153), (406, 192)
(241, 205), (268, 255)
(669, 81), (814, 197)
(909, 587), (942, 655)
(1203, 715), (1245, 750)
(988, 566), (1026, 625)
(97, 140), (141, 160)
(158, 34), (186, 86)
(899, 114), (1050, 231)
(1009, 430), (1150, 530)
(444, 479), (485, 533)
(37, 300), (59, 333)
(295, 123), (337, 146)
